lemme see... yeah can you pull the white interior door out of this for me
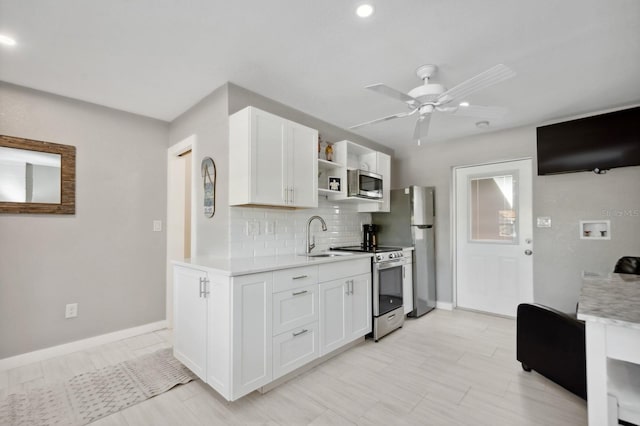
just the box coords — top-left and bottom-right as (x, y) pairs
(455, 159), (533, 317)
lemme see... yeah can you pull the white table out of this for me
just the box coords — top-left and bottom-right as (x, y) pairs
(577, 272), (640, 425)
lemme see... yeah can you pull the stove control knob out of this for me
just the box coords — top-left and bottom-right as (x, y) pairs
(398, 252), (403, 257)
(376, 255), (383, 261)
(389, 253), (395, 259)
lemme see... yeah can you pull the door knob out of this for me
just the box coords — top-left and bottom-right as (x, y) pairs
(524, 249), (533, 256)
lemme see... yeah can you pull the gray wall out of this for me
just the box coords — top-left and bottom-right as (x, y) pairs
(0, 83), (169, 358)
(228, 83), (393, 156)
(169, 84), (230, 258)
(169, 83), (392, 258)
(394, 124), (640, 312)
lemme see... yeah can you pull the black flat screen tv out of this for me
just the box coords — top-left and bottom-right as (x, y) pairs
(536, 106), (640, 175)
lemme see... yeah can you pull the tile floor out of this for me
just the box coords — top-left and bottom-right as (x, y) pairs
(1, 309), (587, 425)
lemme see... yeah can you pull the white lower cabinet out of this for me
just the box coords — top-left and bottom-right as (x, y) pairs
(173, 266), (209, 381)
(173, 266), (271, 401)
(272, 322), (319, 379)
(319, 273), (372, 355)
(173, 257), (372, 401)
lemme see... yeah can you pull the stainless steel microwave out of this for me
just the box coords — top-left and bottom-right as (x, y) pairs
(347, 169), (383, 199)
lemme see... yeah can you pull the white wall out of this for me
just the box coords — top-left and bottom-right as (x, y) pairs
(394, 124), (640, 312)
(0, 82), (169, 358)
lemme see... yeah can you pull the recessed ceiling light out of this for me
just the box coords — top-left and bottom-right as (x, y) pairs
(0, 34), (16, 46)
(476, 120), (490, 129)
(356, 4), (375, 18)
(459, 101), (470, 107)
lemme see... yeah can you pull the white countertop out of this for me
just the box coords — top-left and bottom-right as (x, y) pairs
(577, 272), (640, 329)
(173, 252), (374, 277)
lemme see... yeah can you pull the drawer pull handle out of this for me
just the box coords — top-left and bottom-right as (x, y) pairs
(292, 290), (308, 296)
(387, 314), (396, 320)
(292, 275), (308, 280)
(292, 329), (309, 337)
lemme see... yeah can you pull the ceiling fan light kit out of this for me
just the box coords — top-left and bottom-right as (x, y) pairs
(351, 63), (516, 145)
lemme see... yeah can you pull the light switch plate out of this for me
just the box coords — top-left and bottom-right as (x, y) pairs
(153, 220), (162, 232)
(265, 221), (275, 235)
(537, 217), (551, 228)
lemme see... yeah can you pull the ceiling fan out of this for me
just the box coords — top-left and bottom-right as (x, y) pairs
(350, 64), (516, 145)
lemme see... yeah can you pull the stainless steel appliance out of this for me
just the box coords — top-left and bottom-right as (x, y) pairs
(331, 245), (406, 340)
(347, 169), (383, 200)
(373, 186), (436, 317)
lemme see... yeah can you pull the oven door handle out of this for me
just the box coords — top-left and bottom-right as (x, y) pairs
(375, 259), (404, 270)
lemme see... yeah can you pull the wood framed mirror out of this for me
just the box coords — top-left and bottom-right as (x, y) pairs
(0, 135), (76, 214)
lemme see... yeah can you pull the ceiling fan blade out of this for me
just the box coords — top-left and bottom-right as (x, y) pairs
(413, 114), (432, 146)
(436, 64), (516, 105)
(350, 109), (416, 129)
(450, 104), (508, 119)
(366, 83), (420, 106)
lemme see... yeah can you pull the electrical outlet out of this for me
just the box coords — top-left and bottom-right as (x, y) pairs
(246, 220), (260, 236)
(265, 220), (275, 235)
(65, 303), (78, 319)
(153, 220), (162, 232)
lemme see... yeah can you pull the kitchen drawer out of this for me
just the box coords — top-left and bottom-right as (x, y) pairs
(272, 321), (319, 379)
(318, 258), (371, 283)
(273, 265), (318, 292)
(272, 284), (318, 335)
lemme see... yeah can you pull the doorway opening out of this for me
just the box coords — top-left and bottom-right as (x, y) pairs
(166, 136), (196, 328)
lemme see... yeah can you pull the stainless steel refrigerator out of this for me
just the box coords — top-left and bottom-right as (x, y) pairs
(373, 186), (436, 317)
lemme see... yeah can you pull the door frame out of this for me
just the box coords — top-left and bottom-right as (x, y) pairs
(451, 157), (533, 311)
(166, 135), (197, 328)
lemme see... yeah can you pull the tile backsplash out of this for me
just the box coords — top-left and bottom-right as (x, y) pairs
(230, 197), (372, 258)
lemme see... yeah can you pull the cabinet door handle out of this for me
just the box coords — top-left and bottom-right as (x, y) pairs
(403, 266), (406, 279)
(292, 329), (309, 337)
(345, 280), (350, 295)
(199, 277), (209, 298)
(292, 290), (308, 296)
(198, 279), (203, 298)
(292, 275), (308, 280)
(350, 279), (354, 295)
(289, 187), (294, 204)
(283, 186), (288, 204)
(387, 314), (396, 320)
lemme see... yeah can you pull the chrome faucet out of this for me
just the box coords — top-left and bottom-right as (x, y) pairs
(306, 215), (328, 254)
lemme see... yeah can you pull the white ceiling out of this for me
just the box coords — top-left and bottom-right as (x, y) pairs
(1, 0), (639, 151)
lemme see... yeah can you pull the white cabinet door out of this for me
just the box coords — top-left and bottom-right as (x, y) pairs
(231, 272), (273, 399)
(348, 273), (372, 340)
(403, 263), (414, 315)
(252, 109), (287, 206)
(319, 279), (349, 355)
(173, 266), (208, 381)
(229, 106), (318, 208)
(288, 122), (318, 208)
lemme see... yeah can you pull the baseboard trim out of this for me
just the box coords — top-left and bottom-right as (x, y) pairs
(0, 320), (168, 371)
(436, 302), (453, 311)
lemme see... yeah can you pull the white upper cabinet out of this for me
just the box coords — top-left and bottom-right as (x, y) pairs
(229, 106), (318, 208)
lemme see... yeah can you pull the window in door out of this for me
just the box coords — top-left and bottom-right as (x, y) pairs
(469, 174), (518, 243)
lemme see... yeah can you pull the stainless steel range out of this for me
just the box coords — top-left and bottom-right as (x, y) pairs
(331, 245), (406, 341)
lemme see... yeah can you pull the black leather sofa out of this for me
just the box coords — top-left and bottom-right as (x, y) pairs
(516, 303), (587, 399)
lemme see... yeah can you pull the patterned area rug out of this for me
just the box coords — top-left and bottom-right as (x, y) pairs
(0, 348), (195, 426)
